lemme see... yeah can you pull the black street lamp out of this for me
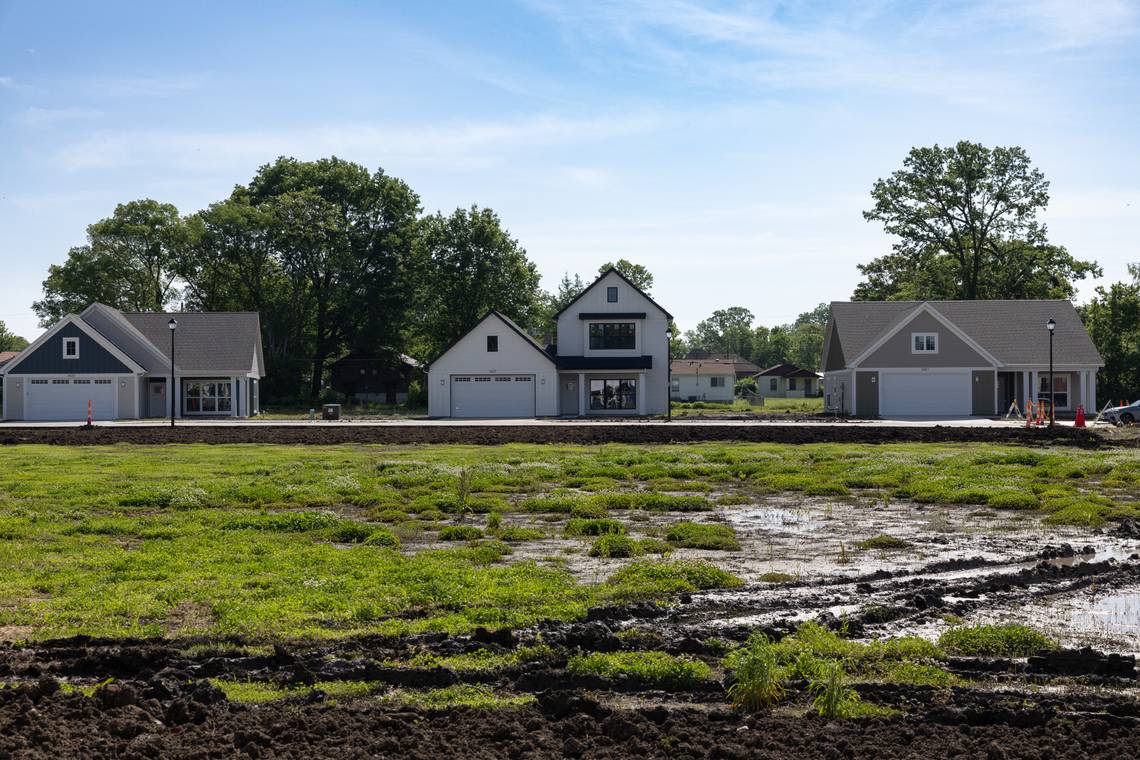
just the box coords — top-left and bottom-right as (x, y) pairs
(1046, 317), (1056, 427)
(168, 318), (178, 428)
(665, 326), (673, 422)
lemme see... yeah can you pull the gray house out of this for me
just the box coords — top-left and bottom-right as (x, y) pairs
(1, 303), (264, 421)
(822, 300), (1102, 417)
(753, 363), (821, 399)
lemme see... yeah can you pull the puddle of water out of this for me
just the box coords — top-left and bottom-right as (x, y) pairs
(1070, 591), (1140, 638)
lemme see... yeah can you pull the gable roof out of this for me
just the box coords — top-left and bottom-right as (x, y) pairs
(670, 356), (755, 376)
(0, 351), (18, 368)
(0, 313), (147, 375)
(755, 363), (820, 379)
(123, 311), (264, 373)
(553, 267), (674, 321)
(828, 300), (1102, 367)
(81, 303), (176, 373)
(427, 310), (556, 368)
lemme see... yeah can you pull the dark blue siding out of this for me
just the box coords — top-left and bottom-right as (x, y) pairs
(9, 322), (132, 374)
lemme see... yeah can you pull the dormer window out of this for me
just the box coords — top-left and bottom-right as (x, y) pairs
(62, 337), (79, 359)
(607, 286), (618, 303)
(486, 335), (498, 352)
(911, 333), (938, 354)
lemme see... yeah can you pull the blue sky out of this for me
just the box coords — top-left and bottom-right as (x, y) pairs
(2, 1), (1139, 340)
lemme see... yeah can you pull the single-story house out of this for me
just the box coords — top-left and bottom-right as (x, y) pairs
(822, 300), (1102, 417)
(329, 351), (422, 404)
(427, 268), (672, 417)
(680, 350), (762, 380)
(669, 358), (737, 402)
(1, 303), (264, 421)
(754, 363), (821, 398)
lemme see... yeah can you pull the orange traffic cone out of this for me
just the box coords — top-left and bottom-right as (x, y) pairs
(1075, 405), (1086, 428)
(1025, 401), (1034, 429)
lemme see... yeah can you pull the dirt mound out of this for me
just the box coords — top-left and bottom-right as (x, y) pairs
(0, 423), (1110, 447)
(2, 677), (1137, 759)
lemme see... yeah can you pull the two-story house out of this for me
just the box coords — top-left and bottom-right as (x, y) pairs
(426, 269), (672, 417)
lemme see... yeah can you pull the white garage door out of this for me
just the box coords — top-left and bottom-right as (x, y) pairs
(25, 377), (117, 421)
(451, 375), (535, 418)
(880, 371), (971, 417)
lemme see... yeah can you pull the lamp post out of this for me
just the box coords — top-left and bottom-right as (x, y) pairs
(1046, 317), (1056, 427)
(665, 326), (673, 422)
(168, 318), (178, 428)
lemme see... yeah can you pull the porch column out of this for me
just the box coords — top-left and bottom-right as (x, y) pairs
(578, 373), (586, 417)
(233, 376), (239, 417)
(1029, 370), (1037, 411)
(637, 372), (646, 415)
(1090, 372), (1098, 411)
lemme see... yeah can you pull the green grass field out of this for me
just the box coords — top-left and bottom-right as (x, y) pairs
(0, 442), (1136, 642)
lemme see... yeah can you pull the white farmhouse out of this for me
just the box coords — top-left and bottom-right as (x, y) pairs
(427, 269), (672, 418)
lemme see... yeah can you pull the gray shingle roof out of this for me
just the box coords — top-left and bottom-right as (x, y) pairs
(122, 311), (263, 373)
(829, 300), (1101, 367)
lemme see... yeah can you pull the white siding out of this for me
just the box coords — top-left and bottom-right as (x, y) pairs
(428, 316), (557, 417)
(556, 271), (671, 415)
(672, 373), (734, 402)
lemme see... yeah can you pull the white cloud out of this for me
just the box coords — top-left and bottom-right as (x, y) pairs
(0, 76), (18, 88)
(51, 112), (663, 172)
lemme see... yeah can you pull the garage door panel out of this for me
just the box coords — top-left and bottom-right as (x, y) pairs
(25, 377), (117, 421)
(880, 371), (971, 416)
(451, 375), (534, 418)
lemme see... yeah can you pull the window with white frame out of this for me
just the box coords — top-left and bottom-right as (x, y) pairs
(911, 333), (938, 354)
(62, 337), (79, 359)
(183, 380), (232, 414)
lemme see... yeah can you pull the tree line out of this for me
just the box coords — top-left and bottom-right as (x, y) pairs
(21, 142), (1140, 405)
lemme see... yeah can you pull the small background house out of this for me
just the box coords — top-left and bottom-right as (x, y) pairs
(753, 363), (821, 398)
(329, 351), (422, 404)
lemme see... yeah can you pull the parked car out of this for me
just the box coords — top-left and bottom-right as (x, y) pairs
(1101, 399), (1140, 425)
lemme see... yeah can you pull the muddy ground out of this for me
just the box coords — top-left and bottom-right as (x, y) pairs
(0, 423), (1120, 447)
(3, 530), (1139, 758)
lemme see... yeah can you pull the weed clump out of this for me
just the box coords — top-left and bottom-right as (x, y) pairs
(665, 521), (740, 550)
(588, 534), (640, 558)
(938, 624), (1056, 656)
(855, 534), (910, 551)
(439, 525), (483, 541)
(724, 633), (785, 710)
(567, 651), (710, 688)
(606, 560), (743, 600)
(564, 518), (625, 537)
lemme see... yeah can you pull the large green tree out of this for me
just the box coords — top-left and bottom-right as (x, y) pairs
(33, 199), (187, 325)
(0, 321), (29, 352)
(857, 141), (1100, 300)
(1081, 264), (1140, 404)
(420, 206), (543, 358)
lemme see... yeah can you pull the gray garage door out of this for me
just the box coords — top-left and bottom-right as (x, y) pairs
(451, 375), (535, 418)
(879, 370), (971, 417)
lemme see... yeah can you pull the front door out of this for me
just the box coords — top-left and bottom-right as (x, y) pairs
(560, 376), (579, 416)
(148, 380), (167, 418)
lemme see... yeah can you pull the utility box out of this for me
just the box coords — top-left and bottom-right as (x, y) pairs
(321, 404), (341, 421)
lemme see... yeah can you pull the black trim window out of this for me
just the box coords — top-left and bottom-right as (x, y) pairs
(185, 381), (232, 414)
(589, 322), (635, 350)
(769, 378), (778, 391)
(589, 378), (637, 410)
(63, 337), (79, 359)
(710, 376), (725, 388)
(607, 286), (618, 303)
(487, 335), (498, 352)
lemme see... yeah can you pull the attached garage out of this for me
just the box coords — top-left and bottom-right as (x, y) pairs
(450, 375), (535, 418)
(879, 370), (971, 417)
(24, 377), (118, 421)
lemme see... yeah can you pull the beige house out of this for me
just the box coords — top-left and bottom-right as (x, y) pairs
(822, 300), (1102, 418)
(753, 363), (820, 398)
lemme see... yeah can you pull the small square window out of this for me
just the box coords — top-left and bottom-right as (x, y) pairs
(607, 286), (618, 303)
(62, 337), (79, 359)
(487, 335), (498, 352)
(911, 333), (938, 354)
